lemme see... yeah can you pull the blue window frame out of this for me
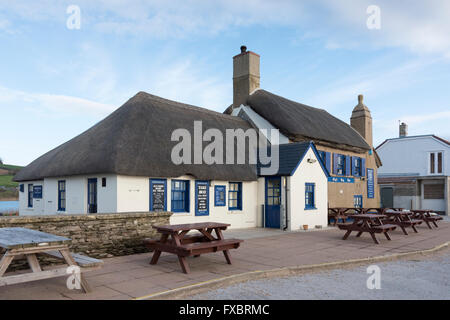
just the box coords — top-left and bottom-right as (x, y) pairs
(305, 183), (315, 209)
(214, 185), (226, 206)
(58, 180), (66, 212)
(171, 180), (190, 213)
(354, 195), (363, 208)
(28, 184), (33, 208)
(354, 157), (362, 176)
(19, 184), (24, 192)
(195, 180), (209, 216)
(337, 155), (346, 175)
(150, 179), (167, 211)
(228, 182), (242, 210)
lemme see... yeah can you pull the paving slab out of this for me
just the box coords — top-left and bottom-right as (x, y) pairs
(0, 222), (448, 300)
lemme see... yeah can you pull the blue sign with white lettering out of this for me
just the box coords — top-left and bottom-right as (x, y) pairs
(33, 185), (43, 199)
(367, 168), (374, 198)
(327, 177), (355, 183)
(214, 185), (226, 206)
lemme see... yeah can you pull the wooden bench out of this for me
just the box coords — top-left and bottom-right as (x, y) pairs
(411, 210), (444, 229)
(43, 251), (103, 269)
(148, 222), (243, 273)
(338, 214), (397, 244)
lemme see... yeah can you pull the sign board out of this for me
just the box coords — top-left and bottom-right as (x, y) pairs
(196, 181), (209, 216)
(33, 185), (43, 199)
(214, 185), (226, 206)
(367, 168), (375, 198)
(150, 179), (166, 211)
(328, 177), (355, 183)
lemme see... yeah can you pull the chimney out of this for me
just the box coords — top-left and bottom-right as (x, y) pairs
(233, 45), (260, 108)
(350, 94), (373, 147)
(399, 122), (408, 137)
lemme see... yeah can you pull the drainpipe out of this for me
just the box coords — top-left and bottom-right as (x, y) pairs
(283, 176), (289, 231)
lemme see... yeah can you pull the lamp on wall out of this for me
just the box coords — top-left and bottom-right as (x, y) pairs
(307, 158), (317, 163)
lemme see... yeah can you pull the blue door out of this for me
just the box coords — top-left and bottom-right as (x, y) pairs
(195, 180), (209, 216)
(265, 177), (281, 228)
(87, 178), (97, 213)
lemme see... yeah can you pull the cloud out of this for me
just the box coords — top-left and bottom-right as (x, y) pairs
(0, 86), (116, 117)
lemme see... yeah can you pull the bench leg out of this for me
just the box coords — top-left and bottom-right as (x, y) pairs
(342, 230), (352, 240)
(150, 251), (162, 265)
(356, 231), (363, 237)
(411, 225), (418, 233)
(400, 226), (408, 236)
(432, 220), (439, 228)
(370, 233), (380, 244)
(59, 249), (92, 293)
(178, 256), (190, 274)
(384, 232), (392, 241)
(424, 220), (433, 229)
(26, 254), (42, 273)
(0, 254), (14, 277)
(223, 250), (232, 265)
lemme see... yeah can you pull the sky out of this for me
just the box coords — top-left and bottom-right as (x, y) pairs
(1, 0), (450, 166)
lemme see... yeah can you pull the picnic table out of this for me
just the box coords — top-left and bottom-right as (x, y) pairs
(383, 211), (422, 235)
(145, 222), (243, 274)
(0, 227), (103, 292)
(411, 210), (443, 229)
(338, 214), (397, 244)
(328, 207), (360, 226)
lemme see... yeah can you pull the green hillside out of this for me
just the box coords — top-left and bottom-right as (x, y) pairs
(0, 164), (23, 200)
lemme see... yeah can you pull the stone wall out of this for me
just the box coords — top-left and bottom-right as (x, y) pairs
(0, 212), (171, 259)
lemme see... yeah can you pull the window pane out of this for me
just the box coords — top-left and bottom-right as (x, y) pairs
(430, 153), (435, 173)
(438, 152), (442, 173)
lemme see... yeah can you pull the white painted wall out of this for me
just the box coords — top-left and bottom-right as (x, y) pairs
(377, 136), (449, 177)
(287, 148), (328, 230)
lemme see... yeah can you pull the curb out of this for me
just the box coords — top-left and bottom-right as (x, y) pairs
(134, 241), (449, 300)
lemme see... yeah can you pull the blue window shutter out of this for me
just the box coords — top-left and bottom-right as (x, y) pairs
(345, 155), (351, 176)
(333, 153), (338, 175)
(361, 158), (366, 177)
(325, 152), (331, 174)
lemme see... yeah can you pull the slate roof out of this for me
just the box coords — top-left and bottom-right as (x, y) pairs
(258, 142), (329, 177)
(225, 89), (371, 150)
(14, 92), (258, 182)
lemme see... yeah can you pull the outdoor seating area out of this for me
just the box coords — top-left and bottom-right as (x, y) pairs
(330, 207), (444, 244)
(144, 222), (243, 274)
(0, 227), (103, 293)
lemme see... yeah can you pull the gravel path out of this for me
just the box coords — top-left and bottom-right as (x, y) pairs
(190, 251), (450, 300)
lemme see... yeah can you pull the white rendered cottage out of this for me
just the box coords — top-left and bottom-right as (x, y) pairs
(15, 92), (329, 231)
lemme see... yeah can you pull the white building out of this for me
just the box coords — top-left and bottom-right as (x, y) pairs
(376, 123), (450, 215)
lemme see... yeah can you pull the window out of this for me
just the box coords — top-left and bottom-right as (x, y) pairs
(58, 180), (66, 211)
(228, 182), (242, 210)
(337, 155), (346, 175)
(102, 177), (106, 187)
(305, 183), (315, 209)
(214, 185), (226, 206)
(19, 184), (24, 192)
(429, 152), (443, 174)
(352, 157), (365, 177)
(28, 184), (33, 208)
(171, 180), (189, 213)
(317, 150), (331, 174)
(354, 195), (363, 208)
(266, 178), (281, 206)
(318, 151), (326, 163)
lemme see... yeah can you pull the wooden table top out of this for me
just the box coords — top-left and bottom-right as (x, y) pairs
(154, 222), (231, 232)
(348, 214), (386, 219)
(0, 227), (71, 249)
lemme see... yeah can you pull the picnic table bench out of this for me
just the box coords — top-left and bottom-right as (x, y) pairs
(145, 222), (243, 274)
(411, 210), (443, 229)
(382, 211), (422, 235)
(328, 207), (360, 226)
(338, 214), (397, 244)
(0, 227), (103, 292)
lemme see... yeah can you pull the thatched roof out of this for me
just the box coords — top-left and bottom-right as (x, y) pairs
(225, 89), (371, 150)
(14, 92), (258, 182)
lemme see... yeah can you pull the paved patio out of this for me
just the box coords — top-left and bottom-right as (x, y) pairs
(0, 222), (449, 300)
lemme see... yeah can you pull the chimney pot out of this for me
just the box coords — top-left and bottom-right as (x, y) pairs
(399, 122), (408, 138)
(358, 94), (364, 104)
(240, 45), (247, 53)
